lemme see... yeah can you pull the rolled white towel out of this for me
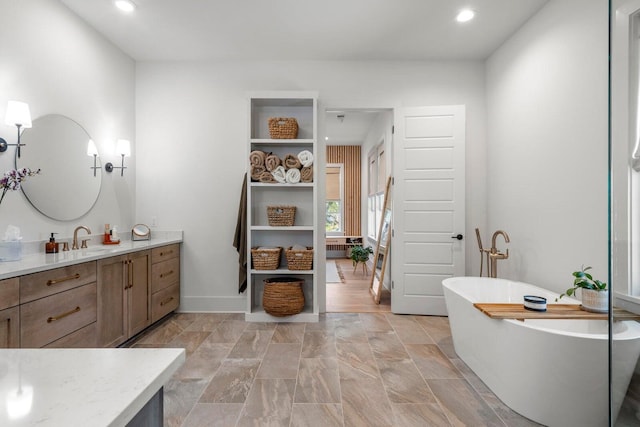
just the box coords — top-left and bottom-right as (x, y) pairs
(292, 244), (307, 251)
(271, 166), (287, 184)
(297, 150), (314, 167)
(286, 168), (301, 184)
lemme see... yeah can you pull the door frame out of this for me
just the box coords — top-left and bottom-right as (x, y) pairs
(319, 106), (395, 313)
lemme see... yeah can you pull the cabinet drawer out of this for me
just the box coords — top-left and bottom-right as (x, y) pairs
(0, 306), (19, 348)
(0, 277), (19, 310)
(20, 262), (96, 304)
(151, 257), (180, 293)
(21, 283), (97, 348)
(151, 283), (179, 323)
(152, 244), (180, 264)
(45, 322), (98, 348)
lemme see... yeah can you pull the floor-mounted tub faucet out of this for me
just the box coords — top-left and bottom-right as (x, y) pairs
(475, 228), (491, 277)
(489, 230), (510, 278)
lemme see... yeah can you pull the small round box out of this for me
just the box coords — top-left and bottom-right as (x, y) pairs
(524, 295), (547, 312)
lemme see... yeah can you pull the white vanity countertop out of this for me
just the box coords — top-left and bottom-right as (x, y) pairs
(0, 230), (183, 280)
(0, 348), (185, 426)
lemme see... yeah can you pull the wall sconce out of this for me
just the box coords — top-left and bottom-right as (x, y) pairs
(105, 139), (130, 176)
(87, 140), (101, 177)
(0, 101), (32, 158)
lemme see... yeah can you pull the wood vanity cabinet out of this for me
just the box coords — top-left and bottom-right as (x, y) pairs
(0, 278), (20, 348)
(150, 244), (180, 323)
(19, 262), (97, 348)
(0, 243), (179, 349)
(97, 250), (151, 347)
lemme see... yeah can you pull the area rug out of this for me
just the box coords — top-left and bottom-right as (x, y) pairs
(326, 260), (344, 283)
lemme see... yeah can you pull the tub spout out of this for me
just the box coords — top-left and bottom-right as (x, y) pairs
(489, 230), (510, 278)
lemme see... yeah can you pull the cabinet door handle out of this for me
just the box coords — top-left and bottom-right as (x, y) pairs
(160, 270), (174, 278)
(5, 317), (10, 347)
(123, 259), (133, 289)
(47, 306), (81, 323)
(47, 273), (81, 286)
(160, 250), (174, 257)
(160, 297), (174, 306)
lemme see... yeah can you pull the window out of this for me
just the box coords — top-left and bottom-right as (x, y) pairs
(326, 165), (343, 233)
(367, 140), (386, 241)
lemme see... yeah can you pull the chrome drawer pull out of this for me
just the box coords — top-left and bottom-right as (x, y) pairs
(160, 270), (174, 278)
(47, 273), (81, 286)
(47, 306), (81, 323)
(160, 297), (174, 306)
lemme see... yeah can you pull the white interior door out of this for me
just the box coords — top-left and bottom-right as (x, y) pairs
(391, 105), (466, 315)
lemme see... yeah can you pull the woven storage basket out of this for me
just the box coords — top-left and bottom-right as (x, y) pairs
(251, 247), (281, 270)
(263, 277), (305, 317)
(267, 206), (296, 226)
(285, 246), (314, 270)
(268, 117), (299, 139)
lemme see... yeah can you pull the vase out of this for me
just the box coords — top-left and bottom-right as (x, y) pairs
(580, 288), (608, 313)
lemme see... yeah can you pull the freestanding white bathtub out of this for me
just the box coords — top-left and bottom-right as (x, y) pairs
(442, 276), (640, 427)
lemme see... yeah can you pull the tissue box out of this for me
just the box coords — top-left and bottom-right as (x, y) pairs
(0, 241), (22, 262)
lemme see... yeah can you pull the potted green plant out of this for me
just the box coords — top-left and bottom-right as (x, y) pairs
(349, 245), (374, 274)
(556, 265), (608, 313)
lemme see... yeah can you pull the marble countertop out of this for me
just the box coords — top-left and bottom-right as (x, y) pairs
(0, 230), (183, 280)
(0, 348), (185, 426)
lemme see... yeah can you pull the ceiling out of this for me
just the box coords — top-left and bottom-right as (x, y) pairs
(58, 0), (549, 144)
(325, 110), (388, 146)
(59, 0), (549, 62)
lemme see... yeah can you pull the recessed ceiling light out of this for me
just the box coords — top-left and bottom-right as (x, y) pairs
(456, 9), (475, 23)
(115, 0), (136, 13)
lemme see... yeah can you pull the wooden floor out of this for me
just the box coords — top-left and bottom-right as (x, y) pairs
(326, 258), (391, 312)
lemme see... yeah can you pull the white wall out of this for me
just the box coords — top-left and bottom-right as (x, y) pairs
(136, 60), (487, 312)
(485, 0), (609, 293)
(2, 0), (609, 313)
(0, 0), (135, 243)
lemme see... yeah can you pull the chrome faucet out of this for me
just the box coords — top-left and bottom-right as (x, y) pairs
(489, 230), (510, 278)
(72, 226), (91, 250)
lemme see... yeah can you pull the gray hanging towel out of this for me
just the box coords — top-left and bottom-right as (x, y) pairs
(233, 173), (248, 293)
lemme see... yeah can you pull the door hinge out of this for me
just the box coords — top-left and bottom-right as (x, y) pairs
(391, 280), (395, 289)
(391, 125), (395, 134)
(391, 176), (394, 185)
(392, 229), (394, 237)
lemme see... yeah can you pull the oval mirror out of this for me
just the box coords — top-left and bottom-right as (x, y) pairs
(17, 114), (101, 220)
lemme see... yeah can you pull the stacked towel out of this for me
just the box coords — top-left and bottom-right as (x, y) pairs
(265, 154), (281, 172)
(258, 171), (277, 183)
(286, 168), (301, 184)
(283, 154), (302, 170)
(297, 150), (314, 167)
(271, 166), (287, 184)
(250, 165), (266, 181)
(250, 150), (266, 167)
(301, 166), (313, 183)
(248, 149), (313, 184)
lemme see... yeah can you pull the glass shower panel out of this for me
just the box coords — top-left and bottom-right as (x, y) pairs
(612, 3), (640, 426)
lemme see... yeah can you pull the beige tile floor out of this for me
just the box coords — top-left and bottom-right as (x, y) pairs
(127, 312), (541, 427)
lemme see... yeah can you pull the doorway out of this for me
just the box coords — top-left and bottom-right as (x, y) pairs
(323, 108), (393, 312)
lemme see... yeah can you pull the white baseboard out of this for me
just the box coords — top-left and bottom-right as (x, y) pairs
(179, 295), (246, 312)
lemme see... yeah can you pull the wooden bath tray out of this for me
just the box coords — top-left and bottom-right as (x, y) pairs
(473, 303), (640, 321)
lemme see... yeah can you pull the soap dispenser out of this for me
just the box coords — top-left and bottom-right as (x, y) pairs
(45, 233), (59, 254)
